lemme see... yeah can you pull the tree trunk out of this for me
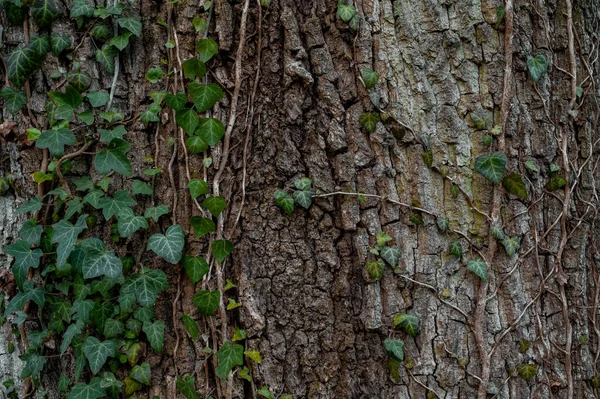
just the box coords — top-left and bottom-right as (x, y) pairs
(1, 0), (599, 398)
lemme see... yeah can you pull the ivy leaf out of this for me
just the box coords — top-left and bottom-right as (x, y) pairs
(165, 92), (188, 111)
(474, 152), (507, 183)
(176, 108), (200, 134)
(18, 219), (43, 246)
(90, 302), (114, 330)
(182, 58), (207, 80)
(20, 351), (47, 379)
(181, 315), (199, 340)
(132, 179), (152, 196)
(52, 214), (88, 268)
(36, 128), (77, 157)
(393, 314), (420, 337)
(130, 362), (151, 385)
(50, 32), (72, 55)
(177, 375), (201, 399)
(4, 2), (26, 25)
(188, 82), (223, 112)
(197, 118), (225, 145)
(517, 364), (537, 381)
(67, 378), (106, 399)
(502, 172), (528, 198)
(182, 256), (209, 284)
(5, 281), (45, 315)
(362, 67), (379, 89)
(294, 177), (312, 191)
(87, 91), (110, 107)
(244, 350), (262, 363)
(83, 336), (115, 375)
(490, 223), (505, 240)
(61, 321), (83, 355)
(95, 138), (132, 176)
(273, 191), (294, 215)
(133, 307), (154, 323)
(143, 320), (165, 353)
(467, 258), (488, 281)
(99, 125), (127, 143)
(68, 72), (92, 92)
(437, 217), (449, 233)
(449, 240), (462, 259)
(211, 239), (233, 263)
(6, 45), (42, 87)
(421, 151), (433, 168)
(365, 260), (383, 280)
(98, 190), (135, 220)
(383, 338), (404, 361)
(527, 55), (548, 82)
(192, 290), (220, 316)
(117, 208), (148, 238)
(103, 318), (124, 338)
(121, 267), (168, 307)
(141, 103), (161, 124)
(144, 205), (169, 222)
(545, 175), (567, 191)
(502, 236), (521, 257)
(64, 197), (84, 220)
(31, 0), (61, 28)
(195, 39), (218, 63)
(380, 246), (401, 267)
(147, 224), (185, 264)
(70, 0), (94, 18)
(216, 341), (244, 379)
(78, 110), (94, 125)
(292, 189), (313, 209)
(359, 112), (380, 133)
(525, 159), (539, 173)
(145, 66), (163, 83)
(190, 216), (215, 238)
(1, 87), (27, 113)
(117, 17), (142, 37)
(3, 240), (43, 288)
(337, 4), (356, 22)
(188, 179), (209, 198)
(202, 196), (227, 217)
(109, 31), (133, 52)
(81, 238), (123, 279)
(96, 45), (118, 74)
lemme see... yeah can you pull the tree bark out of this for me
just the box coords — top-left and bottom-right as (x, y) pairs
(1, 0), (599, 398)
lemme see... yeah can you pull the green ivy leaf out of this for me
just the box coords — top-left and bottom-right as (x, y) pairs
(18, 219), (43, 246)
(141, 103), (161, 124)
(78, 110), (94, 125)
(195, 39), (218, 63)
(524, 159), (540, 174)
(132, 179), (152, 196)
(31, 0), (61, 28)
(52, 214), (88, 268)
(165, 92), (188, 111)
(98, 190), (136, 220)
(380, 246), (401, 267)
(376, 232), (392, 247)
(94, 138), (132, 176)
(470, 112), (488, 130)
(130, 362), (151, 385)
(61, 321), (83, 355)
(133, 307), (155, 324)
(117, 17), (142, 37)
(86, 91), (109, 108)
(216, 341), (244, 379)
(83, 336), (115, 374)
(502, 172), (528, 198)
(147, 224), (185, 264)
(189, 216), (215, 238)
(449, 240), (462, 259)
(142, 320), (165, 352)
(273, 190), (294, 215)
(490, 223), (505, 240)
(545, 175), (567, 191)
(67, 378), (106, 399)
(95, 45), (118, 74)
(383, 338), (404, 361)
(103, 318), (124, 338)
(181, 315), (199, 340)
(188, 179), (209, 198)
(182, 58), (207, 79)
(337, 4), (356, 22)
(68, 72), (92, 92)
(193, 290), (220, 316)
(467, 258), (488, 281)
(197, 118), (224, 146)
(502, 236), (521, 257)
(421, 150), (433, 168)
(359, 112), (380, 133)
(211, 239), (233, 263)
(4, 2), (26, 25)
(4, 240), (43, 288)
(176, 108), (200, 134)
(188, 82), (223, 112)
(21, 351), (47, 379)
(71, 0), (94, 18)
(474, 152), (507, 183)
(365, 260), (383, 280)
(292, 189), (313, 209)
(6, 45), (43, 87)
(393, 313), (420, 337)
(527, 55), (548, 82)
(99, 372), (123, 397)
(99, 125), (127, 143)
(144, 205), (169, 222)
(176, 375), (201, 399)
(145, 66), (163, 83)
(202, 196), (227, 217)
(117, 208), (148, 238)
(361, 67), (379, 89)
(0, 87), (27, 113)
(36, 128), (77, 158)
(50, 32), (71, 55)
(181, 256), (209, 284)
(293, 177), (312, 191)
(5, 281), (45, 315)
(122, 267), (168, 307)
(110, 31), (133, 51)
(517, 363), (537, 381)
(81, 238), (123, 279)
(436, 217), (449, 233)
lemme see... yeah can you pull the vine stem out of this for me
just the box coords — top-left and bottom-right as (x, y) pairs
(105, 0), (120, 111)
(312, 191), (435, 216)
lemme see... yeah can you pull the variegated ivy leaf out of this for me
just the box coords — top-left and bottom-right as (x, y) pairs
(380, 246), (401, 267)
(121, 267), (168, 307)
(292, 189), (313, 209)
(376, 232), (392, 247)
(117, 208), (148, 238)
(490, 223), (505, 240)
(467, 258), (488, 281)
(82, 336), (115, 375)
(142, 320), (165, 353)
(147, 224), (185, 264)
(6, 45), (44, 88)
(436, 217), (449, 233)
(66, 378), (106, 399)
(80, 238), (123, 279)
(144, 205), (169, 222)
(502, 236), (521, 257)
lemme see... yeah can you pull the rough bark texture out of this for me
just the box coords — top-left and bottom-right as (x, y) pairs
(1, 0), (600, 398)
